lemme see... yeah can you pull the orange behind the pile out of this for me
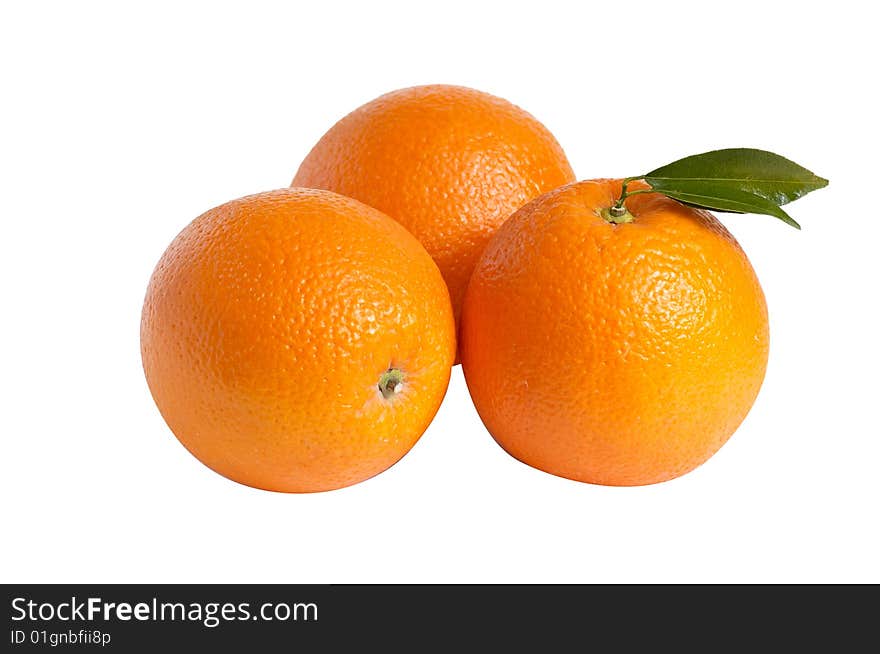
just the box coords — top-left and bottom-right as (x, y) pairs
(292, 84), (576, 341)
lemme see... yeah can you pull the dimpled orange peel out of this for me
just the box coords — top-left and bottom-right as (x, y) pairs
(141, 188), (456, 492)
(460, 179), (770, 486)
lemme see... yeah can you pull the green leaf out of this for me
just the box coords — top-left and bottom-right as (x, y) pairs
(656, 185), (801, 229)
(644, 148), (828, 206)
(635, 148), (827, 228)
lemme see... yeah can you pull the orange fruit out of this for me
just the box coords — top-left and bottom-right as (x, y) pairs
(291, 84), (576, 343)
(141, 188), (455, 493)
(460, 179), (769, 486)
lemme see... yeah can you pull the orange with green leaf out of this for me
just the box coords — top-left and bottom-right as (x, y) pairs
(460, 149), (827, 485)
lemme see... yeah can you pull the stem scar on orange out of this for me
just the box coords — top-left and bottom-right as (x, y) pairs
(460, 179), (770, 486)
(141, 188), (456, 493)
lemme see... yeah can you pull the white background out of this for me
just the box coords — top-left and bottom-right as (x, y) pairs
(2, 1), (878, 583)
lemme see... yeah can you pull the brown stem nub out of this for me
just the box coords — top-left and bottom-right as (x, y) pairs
(378, 368), (405, 400)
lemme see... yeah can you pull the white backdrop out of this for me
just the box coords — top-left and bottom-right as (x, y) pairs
(2, 0), (877, 583)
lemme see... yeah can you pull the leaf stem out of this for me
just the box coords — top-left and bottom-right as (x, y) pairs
(619, 188), (659, 198)
(614, 176), (646, 210)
